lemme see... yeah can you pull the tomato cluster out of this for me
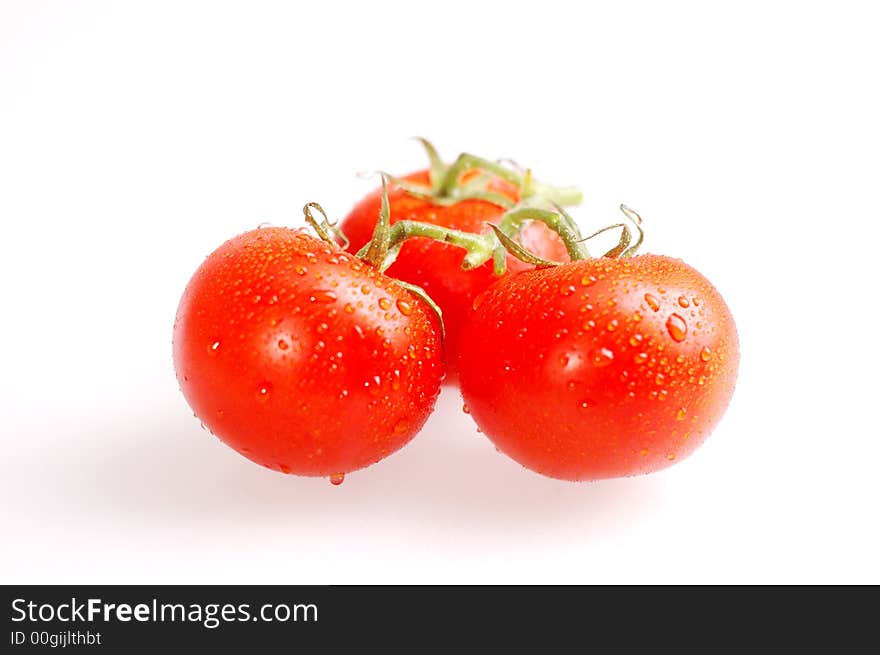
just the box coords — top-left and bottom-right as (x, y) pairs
(173, 143), (739, 483)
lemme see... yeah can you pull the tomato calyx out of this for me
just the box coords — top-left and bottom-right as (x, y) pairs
(351, 174), (647, 280)
(302, 202), (350, 249)
(303, 184), (446, 337)
(375, 138), (584, 209)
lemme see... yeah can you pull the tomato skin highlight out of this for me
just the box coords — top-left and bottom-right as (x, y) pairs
(173, 227), (444, 477)
(457, 255), (739, 481)
(341, 170), (569, 381)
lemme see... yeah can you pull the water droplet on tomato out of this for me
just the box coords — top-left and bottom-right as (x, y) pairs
(678, 296), (690, 308)
(632, 311), (643, 322)
(277, 339), (289, 350)
(329, 473), (345, 486)
(315, 323), (328, 334)
(208, 341), (221, 354)
(462, 404), (470, 414)
(560, 284), (576, 296)
(629, 334), (643, 347)
(645, 293), (661, 311)
(396, 299), (413, 316)
(472, 293), (485, 310)
(606, 319), (619, 332)
(295, 265), (307, 275)
(666, 313), (688, 342)
(590, 348), (614, 367)
(666, 453), (677, 461)
(677, 408), (687, 421)
(578, 399), (593, 410)
(344, 303), (355, 314)
(360, 285), (371, 294)
(279, 463), (291, 474)
(700, 346), (712, 362)
(378, 297), (392, 310)
(634, 352), (648, 364)
(581, 275), (597, 286)
(393, 418), (409, 435)
(256, 383), (272, 401)
(654, 372), (666, 386)
(310, 290), (337, 303)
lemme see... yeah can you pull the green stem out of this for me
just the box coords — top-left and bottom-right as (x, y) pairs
(497, 207), (591, 260)
(437, 152), (582, 207)
(388, 220), (497, 270)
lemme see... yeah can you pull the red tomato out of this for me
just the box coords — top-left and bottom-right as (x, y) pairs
(457, 255), (739, 480)
(173, 227), (444, 480)
(341, 170), (569, 381)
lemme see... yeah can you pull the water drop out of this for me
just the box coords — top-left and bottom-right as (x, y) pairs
(208, 341), (221, 354)
(344, 303), (355, 314)
(277, 339), (289, 350)
(700, 346), (712, 362)
(310, 290), (337, 303)
(645, 293), (661, 311)
(378, 297), (392, 310)
(677, 296), (690, 308)
(632, 311), (643, 322)
(393, 418), (410, 435)
(629, 334), (643, 347)
(462, 404), (470, 414)
(591, 347), (615, 367)
(578, 399), (592, 411)
(360, 285), (371, 294)
(666, 453), (677, 461)
(677, 408), (687, 421)
(315, 323), (328, 334)
(295, 265), (307, 275)
(329, 473), (345, 486)
(634, 352), (648, 364)
(472, 293), (485, 310)
(581, 275), (597, 286)
(560, 284), (576, 296)
(396, 299), (413, 316)
(279, 463), (291, 474)
(256, 383), (272, 401)
(666, 313), (688, 342)
(606, 319), (619, 332)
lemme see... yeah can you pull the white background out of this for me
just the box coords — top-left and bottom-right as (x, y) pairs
(1, 1), (878, 584)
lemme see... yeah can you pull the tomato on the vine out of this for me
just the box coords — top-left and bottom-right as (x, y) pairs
(341, 144), (580, 381)
(457, 254), (739, 481)
(173, 226), (444, 481)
